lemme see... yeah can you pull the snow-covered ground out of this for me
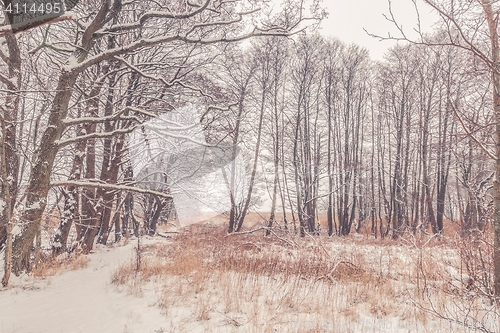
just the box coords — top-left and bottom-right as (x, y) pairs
(0, 240), (169, 333)
(1, 225), (499, 333)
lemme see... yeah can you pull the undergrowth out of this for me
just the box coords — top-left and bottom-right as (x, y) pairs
(112, 224), (499, 333)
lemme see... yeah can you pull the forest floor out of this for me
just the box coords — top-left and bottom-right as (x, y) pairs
(1, 215), (499, 332)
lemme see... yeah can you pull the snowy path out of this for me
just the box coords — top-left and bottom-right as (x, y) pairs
(0, 242), (169, 333)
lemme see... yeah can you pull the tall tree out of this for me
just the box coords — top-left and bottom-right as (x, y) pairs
(380, 0), (500, 297)
(7, 0), (313, 277)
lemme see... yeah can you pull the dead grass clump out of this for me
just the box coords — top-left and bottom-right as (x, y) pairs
(111, 263), (135, 285)
(32, 252), (89, 277)
(112, 246), (210, 290)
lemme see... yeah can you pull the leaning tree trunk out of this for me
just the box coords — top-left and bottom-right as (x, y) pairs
(10, 0), (110, 269)
(11, 71), (78, 275)
(235, 80), (266, 232)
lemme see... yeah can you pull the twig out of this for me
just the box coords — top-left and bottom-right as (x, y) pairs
(157, 232), (179, 238)
(215, 310), (242, 327)
(224, 227), (267, 237)
(225, 226), (297, 247)
(449, 98), (497, 160)
(268, 229), (297, 248)
(212, 237), (230, 248)
(236, 242), (262, 251)
(317, 261), (359, 283)
(304, 229), (330, 258)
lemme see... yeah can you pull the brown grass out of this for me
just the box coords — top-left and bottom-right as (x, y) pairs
(32, 252), (90, 278)
(112, 223), (499, 332)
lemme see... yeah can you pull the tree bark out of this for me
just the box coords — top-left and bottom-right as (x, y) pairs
(12, 71), (78, 275)
(482, 0), (500, 300)
(0, 33), (21, 250)
(235, 76), (266, 232)
(1, 115), (13, 286)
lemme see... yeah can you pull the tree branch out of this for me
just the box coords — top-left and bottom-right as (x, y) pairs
(50, 180), (173, 199)
(449, 98), (497, 161)
(67, 27), (295, 74)
(62, 106), (155, 126)
(99, 0), (212, 34)
(55, 124), (141, 147)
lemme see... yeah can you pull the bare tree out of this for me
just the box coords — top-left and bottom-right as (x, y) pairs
(5, 0), (314, 278)
(235, 41), (272, 232)
(0, 32), (21, 250)
(373, 0), (500, 299)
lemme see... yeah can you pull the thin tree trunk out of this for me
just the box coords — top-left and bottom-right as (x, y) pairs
(228, 87), (247, 234)
(1, 115), (13, 286)
(236, 80), (266, 232)
(266, 63), (282, 236)
(327, 87), (334, 236)
(146, 196), (163, 236)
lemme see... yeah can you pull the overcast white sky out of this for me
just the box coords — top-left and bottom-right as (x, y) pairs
(315, 0), (440, 60)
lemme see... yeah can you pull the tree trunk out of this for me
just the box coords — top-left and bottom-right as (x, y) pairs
(236, 79), (266, 232)
(327, 90), (334, 236)
(77, 118), (98, 252)
(482, 0), (500, 301)
(147, 196), (164, 236)
(266, 141), (279, 236)
(52, 130), (85, 255)
(11, 72), (78, 275)
(228, 87), (247, 234)
(1, 115), (13, 286)
(0, 33), (21, 250)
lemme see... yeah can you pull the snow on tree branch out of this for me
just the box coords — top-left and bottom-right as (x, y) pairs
(62, 106), (154, 126)
(55, 124), (142, 147)
(50, 180), (173, 199)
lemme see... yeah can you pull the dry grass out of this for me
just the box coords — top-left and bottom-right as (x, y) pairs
(32, 252), (90, 278)
(112, 223), (499, 332)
